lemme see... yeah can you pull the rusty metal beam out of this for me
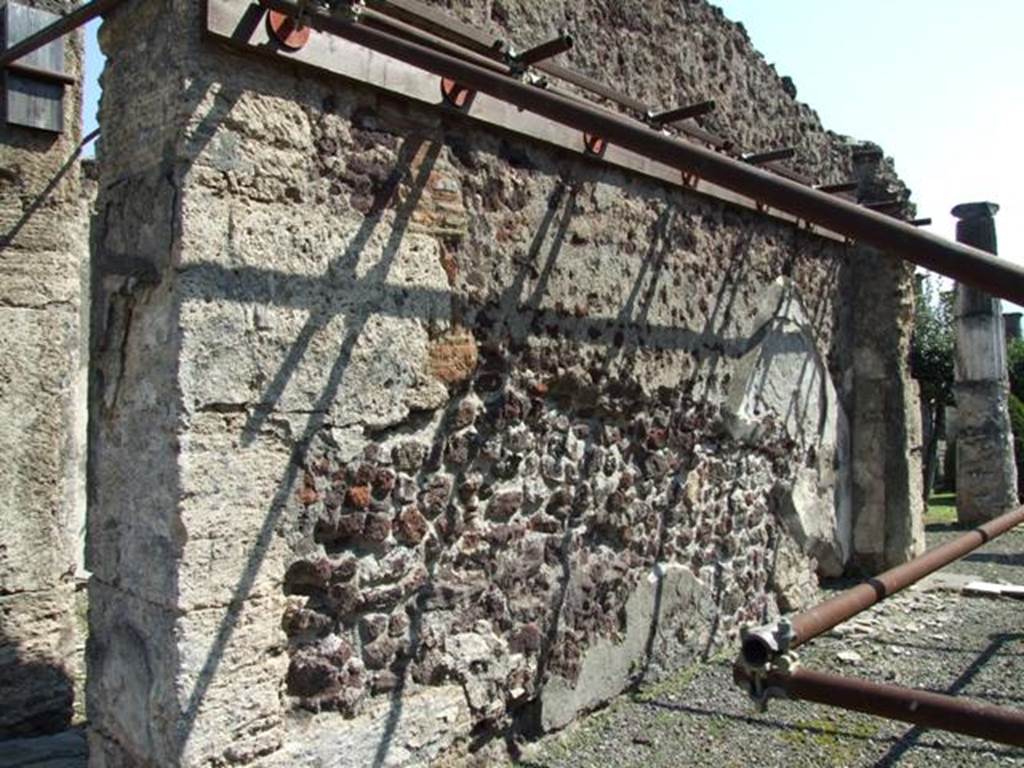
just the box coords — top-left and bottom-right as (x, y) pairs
(0, 0), (123, 69)
(538, 60), (648, 113)
(364, 0), (506, 52)
(743, 147), (796, 165)
(261, 0), (1024, 304)
(648, 99), (717, 125)
(816, 181), (858, 194)
(514, 33), (573, 67)
(863, 198), (905, 214)
(788, 505), (1024, 648)
(358, 6), (510, 75)
(733, 664), (1024, 748)
(364, 0), (650, 114)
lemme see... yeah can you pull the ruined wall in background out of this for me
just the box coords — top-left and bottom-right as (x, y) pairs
(0, 0), (87, 739)
(844, 243), (924, 572)
(87, 1), (917, 765)
(842, 152), (925, 573)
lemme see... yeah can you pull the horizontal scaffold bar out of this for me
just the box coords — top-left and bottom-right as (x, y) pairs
(733, 664), (1024, 748)
(261, 0), (1024, 305)
(788, 504), (1024, 649)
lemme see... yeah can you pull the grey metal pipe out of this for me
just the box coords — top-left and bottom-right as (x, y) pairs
(261, 0), (1024, 305)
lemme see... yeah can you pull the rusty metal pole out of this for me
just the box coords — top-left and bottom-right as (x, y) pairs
(365, 0), (651, 113)
(743, 147), (797, 165)
(357, 6), (512, 75)
(733, 664), (1024, 748)
(785, 505), (1024, 649)
(514, 33), (573, 67)
(260, 0), (1024, 305)
(647, 100), (717, 125)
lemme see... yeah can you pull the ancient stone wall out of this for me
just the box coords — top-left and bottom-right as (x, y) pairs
(0, 0), (88, 739)
(86, 1), (918, 765)
(840, 152), (925, 572)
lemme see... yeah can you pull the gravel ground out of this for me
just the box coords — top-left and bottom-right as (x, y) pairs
(513, 525), (1024, 768)
(7, 525), (1020, 767)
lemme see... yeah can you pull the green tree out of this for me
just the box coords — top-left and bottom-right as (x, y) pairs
(1007, 337), (1024, 402)
(910, 276), (954, 497)
(1007, 392), (1024, 497)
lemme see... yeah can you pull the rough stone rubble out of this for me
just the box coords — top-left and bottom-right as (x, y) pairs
(0, 9), (89, 740)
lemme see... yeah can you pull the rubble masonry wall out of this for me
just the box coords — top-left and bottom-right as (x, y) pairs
(86, 1), (920, 765)
(0, 0), (88, 739)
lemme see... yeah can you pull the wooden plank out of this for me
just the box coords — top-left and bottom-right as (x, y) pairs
(4, 70), (62, 130)
(3, 1), (64, 73)
(2, 1), (66, 132)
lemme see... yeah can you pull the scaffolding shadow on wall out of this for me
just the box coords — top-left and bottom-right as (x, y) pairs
(6, 0), (1024, 756)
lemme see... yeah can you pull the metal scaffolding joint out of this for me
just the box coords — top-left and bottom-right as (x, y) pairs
(739, 617), (795, 668)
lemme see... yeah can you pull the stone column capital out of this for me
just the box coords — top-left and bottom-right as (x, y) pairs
(951, 201), (1000, 220)
(953, 201), (1000, 256)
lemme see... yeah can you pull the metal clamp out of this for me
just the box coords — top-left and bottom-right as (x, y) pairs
(737, 617), (798, 710)
(740, 617), (794, 665)
(583, 132), (606, 157)
(440, 78), (474, 109)
(267, 9), (311, 49)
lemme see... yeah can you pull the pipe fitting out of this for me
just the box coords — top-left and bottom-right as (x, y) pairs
(736, 618), (799, 710)
(740, 616), (794, 669)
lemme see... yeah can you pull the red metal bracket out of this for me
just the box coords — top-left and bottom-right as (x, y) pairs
(583, 133), (606, 157)
(267, 10), (310, 50)
(440, 77), (475, 109)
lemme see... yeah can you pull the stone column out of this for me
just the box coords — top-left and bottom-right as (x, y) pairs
(0, 1), (88, 738)
(952, 202), (1018, 523)
(846, 246), (925, 572)
(843, 145), (925, 573)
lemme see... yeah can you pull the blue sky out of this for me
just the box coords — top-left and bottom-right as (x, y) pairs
(83, 18), (100, 137)
(713, 0), (1024, 302)
(82, 3), (1024, 297)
